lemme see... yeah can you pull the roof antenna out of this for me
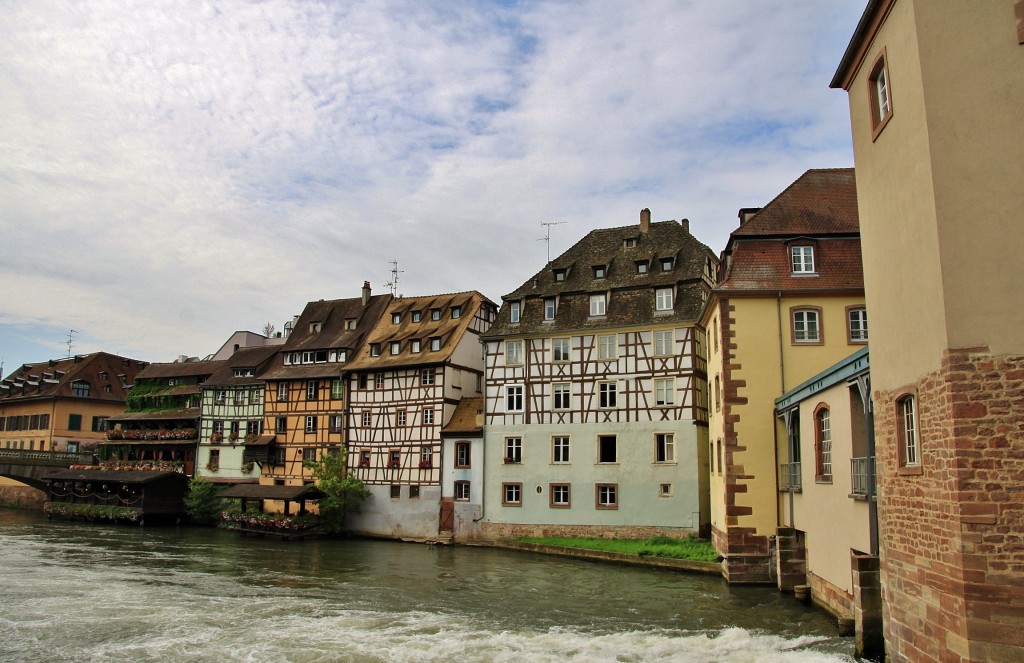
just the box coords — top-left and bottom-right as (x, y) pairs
(538, 221), (566, 264)
(385, 260), (404, 297)
(66, 329), (77, 359)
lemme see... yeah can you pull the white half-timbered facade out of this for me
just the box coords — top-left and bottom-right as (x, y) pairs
(343, 291), (496, 540)
(480, 211), (716, 538)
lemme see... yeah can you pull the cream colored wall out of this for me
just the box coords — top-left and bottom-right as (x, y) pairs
(704, 302), (727, 533)
(730, 295), (866, 537)
(787, 382), (872, 595)
(848, 0), (1024, 391)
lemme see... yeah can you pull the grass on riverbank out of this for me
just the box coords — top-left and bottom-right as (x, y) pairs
(513, 535), (720, 563)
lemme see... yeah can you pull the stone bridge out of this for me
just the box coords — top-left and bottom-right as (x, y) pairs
(0, 449), (96, 491)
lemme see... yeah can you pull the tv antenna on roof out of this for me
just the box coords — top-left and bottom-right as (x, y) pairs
(385, 260), (404, 297)
(66, 329), (77, 359)
(538, 221), (566, 264)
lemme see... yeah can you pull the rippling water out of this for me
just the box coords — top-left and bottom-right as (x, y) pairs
(0, 509), (854, 662)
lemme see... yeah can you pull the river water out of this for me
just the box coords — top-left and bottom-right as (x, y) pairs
(0, 509), (855, 662)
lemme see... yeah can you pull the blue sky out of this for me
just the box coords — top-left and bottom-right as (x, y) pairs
(0, 0), (863, 374)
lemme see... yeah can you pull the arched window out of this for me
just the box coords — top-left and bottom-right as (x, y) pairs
(897, 394), (919, 467)
(814, 405), (832, 480)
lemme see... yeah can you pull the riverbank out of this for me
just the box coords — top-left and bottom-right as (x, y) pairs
(474, 539), (723, 575)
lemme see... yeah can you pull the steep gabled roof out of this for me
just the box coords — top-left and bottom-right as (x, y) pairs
(204, 346), (280, 387)
(441, 397), (484, 437)
(136, 360), (226, 380)
(0, 352), (146, 403)
(731, 169), (858, 238)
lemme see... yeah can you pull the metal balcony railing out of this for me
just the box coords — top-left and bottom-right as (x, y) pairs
(779, 462), (802, 492)
(851, 456), (874, 497)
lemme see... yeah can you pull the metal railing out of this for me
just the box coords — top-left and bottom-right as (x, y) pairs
(851, 456), (874, 497)
(0, 449), (95, 466)
(779, 462), (802, 492)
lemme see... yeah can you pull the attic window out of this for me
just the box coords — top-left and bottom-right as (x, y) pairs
(412, 311), (422, 322)
(431, 309), (441, 321)
(451, 306), (462, 319)
(593, 265), (606, 279)
(167, 378), (177, 387)
(98, 372), (108, 381)
(635, 261), (648, 274)
(370, 344), (381, 357)
(233, 369), (255, 378)
(624, 238), (637, 248)
(345, 319), (356, 330)
(553, 269), (566, 282)
(392, 313), (401, 324)
(71, 381), (90, 397)
(661, 258), (674, 271)
(390, 341), (401, 355)
(311, 322), (322, 333)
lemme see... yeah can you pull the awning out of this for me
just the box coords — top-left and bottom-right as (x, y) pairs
(245, 435), (276, 446)
(217, 484), (324, 501)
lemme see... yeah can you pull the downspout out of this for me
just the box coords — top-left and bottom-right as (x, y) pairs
(776, 292), (786, 393)
(865, 383), (879, 556)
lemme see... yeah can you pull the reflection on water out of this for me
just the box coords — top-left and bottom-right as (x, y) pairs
(0, 509), (854, 662)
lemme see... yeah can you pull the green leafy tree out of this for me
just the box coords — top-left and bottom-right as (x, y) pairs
(304, 449), (371, 536)
(184, 476), (223, 525)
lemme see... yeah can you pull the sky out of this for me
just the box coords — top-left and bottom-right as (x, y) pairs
(0, 0), (864, 374)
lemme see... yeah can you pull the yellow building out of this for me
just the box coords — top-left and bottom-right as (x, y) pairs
(831, 2), (1024, 660)
(702, 169), (866, 583)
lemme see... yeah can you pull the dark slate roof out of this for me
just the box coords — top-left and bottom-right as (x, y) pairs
(441, 397), (483, 437)
(218, 484), (325, 500)
(204, 346), (280, 387)
(483, 218), (715, 338)
(42, 470), (188, 484)
(0, 352), (146, 403)
(731, 169), (858, 238)
(345, 291), (494, 371)
(260, 291), (392, 380)
(717, 238), (864, 292)
(136, 360), (226, 380)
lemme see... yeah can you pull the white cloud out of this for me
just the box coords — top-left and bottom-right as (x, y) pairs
(0, 0), (863, 370)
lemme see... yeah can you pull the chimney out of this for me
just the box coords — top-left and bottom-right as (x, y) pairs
(362, 281), (371, 306)
(738, 207), (761, 226)
(640, 208), (651, 232)
(680, 218), (689, 234)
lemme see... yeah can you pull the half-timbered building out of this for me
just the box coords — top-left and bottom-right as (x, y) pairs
(258, 283), (391, 493)
(196, 346), (279, 484)
(480, 211), (717, 539)
(343, 291), (496, 540)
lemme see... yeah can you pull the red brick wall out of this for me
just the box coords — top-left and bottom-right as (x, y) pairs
(875, 347), (1024, 663)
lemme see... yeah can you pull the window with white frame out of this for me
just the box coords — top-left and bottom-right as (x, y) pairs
(506, 340), (523, 366)
(654, 330), (673, 356)
(596, 483), (618, 509)
(392, 313), (402, 324)
(412, 311), (422, 322)
(509, 301), (520, 323)
(552, 383), (571, 410)
(589, 294), (606, 316)
(655, 378), (674, 406)
(213, 420), (225, 434)
(593, 265), (606, 278)
(504, 437), (522, 463)
(397, 410), (407, 426)
(423, 408), (435, 425)
(848, 307), (868, 343)
(598, 381), (617, 408)
(370, 343), (381, 357)
(329, 414), (343, 432)
(552, 338), (570, 362)
(502, 482), (522, 506)
(550, 483), (570, 508)
(420, 446), (432, 467)
(792, 308), (821, 343)
(215, 389), (226, 405)
(655, 433), (675, 463)
(421, 368), (435, 385)
(816, 407), (832, 479)
(655, 288), (673, 311)
(374, 373), (384, 389)
(390, 341), (401, 355)
(636, 261), (648, 274)
(454, 481), (470, 501)
(305, 415), (317, 433)
(598, 334), (617, 360)
(544, 298), (556, 320)
(455, 442), (470, 468)
(431, 309), (441, 321)
(331, 379), (345, 399)
(552, 435), (569, 463)
(868, 53), (892, 134)
(506, 385), (524, 411)
(451, 306), (461, 319)
(660, 257), (674, 272)
(307, 380), (319, 400)
(411, 339), (422, 353)
(898, 395), (919, 467)
(361, 411), (371, 427)
(791, 246), (815, 274)
(430, 337), (441, 351)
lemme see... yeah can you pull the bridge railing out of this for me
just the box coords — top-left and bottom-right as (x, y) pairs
(0, 449), (96, 466)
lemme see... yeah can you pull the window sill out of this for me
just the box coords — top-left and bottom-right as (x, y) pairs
(897, 464), (923, 476)
(848, 492), (869, 501)
(790, 272), (819, 277)
(654, 461), (678, 466)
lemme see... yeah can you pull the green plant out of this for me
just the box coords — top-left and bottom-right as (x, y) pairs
(304, 449), (370, 536)
(184, 477), (223, 524)
(44, 502), (140, 522)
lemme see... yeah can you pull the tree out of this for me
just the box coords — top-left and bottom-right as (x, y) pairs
(304, 449), (371, 536)
(184, 476), (223, 525)
(262, 322), (276, 337)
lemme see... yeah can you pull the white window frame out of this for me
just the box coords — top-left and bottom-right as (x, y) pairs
(502, 482), (522, 505)
(410, 339), (422, 353)
(598, 334), (617, 360)
(421, 368), (435, 385)
(506, 340), (523, 366)
(423, 408), (435, 425)
(454, 481), (471, 501)
(791, 246), (815, 274)
(552, 435), (570, 464)
(550, 483), (570, 508)
(544, 298), (556, 321)
(506, 385), (524, 412)
(304, 415), (317, 433)
(390, 341), (401, 355)
(551, 338), (570, 363)
(849, 308), (868, 343)
(655, 288), (673, 311)
(899, 396), (919, 467)
(589, 294), (606, 316)
(793, 309), (821, 343)
(509, 301), (520, 323)
(598, 381), (617, 408)
(655, 433), (675, 463)
(654, 330), (673, 356)
(552, 382), (571, 410)
(504, 437), (522, 463)
(596, 483), (618, 509)
(655, 378), (674, 406)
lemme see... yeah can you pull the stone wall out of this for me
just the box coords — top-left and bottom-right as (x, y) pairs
(480, 521), (697, 541)
(875, 347), (1024, 663)
(0, 484), (45, 510)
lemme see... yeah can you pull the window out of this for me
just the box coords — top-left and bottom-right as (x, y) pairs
(251, 387), (262, 403)
(598, 435), (617, 463)
(654, 330), (673, 356)
(430, 337), (442, 351)
(303, 447), (317, 462)
(509, 301), (520, 323)
(454, 481), (470, 501)
(248, 420), (262, 436)
(411, 339), (422, 354)
(635, 261), (648, 274)
(598, 334), (617, 360)
(423, 408), (435, 425)
(91, 416), (108, 433)
(792, 308), (822, 344)
(409, 485), (420, 498)
(452, 306), (463, 319)
(305, 415), (317, 433)
(359, 449), (371, 468)
(370, 343), (381, 357)
(655, 433), (675, 463)
(71, 381), (90, 397)
(310, 322), (322, 333)
(412, 311), (422, 323)
(345, 319), (356, 330)
(390, 341), (401, 355)
(420, 446), (432, 467)
(389, 449), (401, 468)
(357, 374), (368, 390)
(375, 373), (385, 389)
(276, 417), (287, 434)
(659, 483), (672, 497)
(717, 439), (723, 475)
(361, 411), (371, 427)
(502, 483), (522, 506)
(593, 265), (606, 278)
(215, 389), (226, 405)
(552, 383), (570, 410)
(392, 313), (402, 324)
(506, 385), (524, 412)
(550, 484), (570, 508)
(208, 449), (220, 470)
(660, 257), (674, 271)
(598, 381), (617, 408)
(848, 307), (868, 343)
(455, 442), (471, 468)
(506, 340), (523, 366)
(655, 378), (674, 406)
(390, 485), (401, 499)
(68, 414), (82, 431)
(504, 437), (522, 463)
(331, 379), (345, 399)
(815, 406), (832, 480)
(397, 410), (407, 426)
(552, 338), (570, 362)
(596, 484), (618, 509)
(230, 421), (241, 439)
(624, 237), (637, 248)
(868, 52), (892, 136)
(552, 435), (569, 463)
(589, 294), (606, 316)
(421, 368), (435, 385)
(544, 298), (556, 321)
(306, 380), (319, 400)
(791, 246), (815, 274)
(328, 414), (343, 433)
(655, 288), (673, 311)
(431, 309), (441, 321)
(898, 395), (919, 468)
(553, 269), (566, 282)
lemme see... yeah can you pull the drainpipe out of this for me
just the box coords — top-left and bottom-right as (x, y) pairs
(863, 380), (878, 556)
(776, 292), (786, 393)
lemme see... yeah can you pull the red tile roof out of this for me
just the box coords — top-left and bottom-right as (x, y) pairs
(732, 168), (858, 238)
(717, 238), (864, 292)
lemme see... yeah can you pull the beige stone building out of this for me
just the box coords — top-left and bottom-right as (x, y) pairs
(832, 1), (1024, 661)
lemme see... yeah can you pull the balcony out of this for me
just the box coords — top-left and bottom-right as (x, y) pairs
(850, 456), (875, 499)
(779, 462), (802, 492)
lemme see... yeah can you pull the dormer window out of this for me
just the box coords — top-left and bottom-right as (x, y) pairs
(310, 322), (322, 333)
(791, 246), (815, 274)
(656, 288), (674, 312)
(451, 306), (461, 319)
(98, 372), (108, 381)
(624, 237), (637, 248)
(590, 293), (607, 317)
(660, 258), (674, 271)
(411, 339), (422, 353)
(370, 343), (381, 357)
(412, 311), (422, 322)
(430, 337), (441, 351)
(167, 378), (177, 387)
(345, 319), (355, 330)
(635, 261), (648, 274)
(431, 309), (441, 321)
(553, 269), (566, 282)
(71, 381), (90, 397)
(544, 297), (556, 321)
(509, 301), (520, 323)
(390, 341), (401, 355)
(392, 313), (402, 324)
(593, 265), (606, 279)
(233, 369), (255, 378)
